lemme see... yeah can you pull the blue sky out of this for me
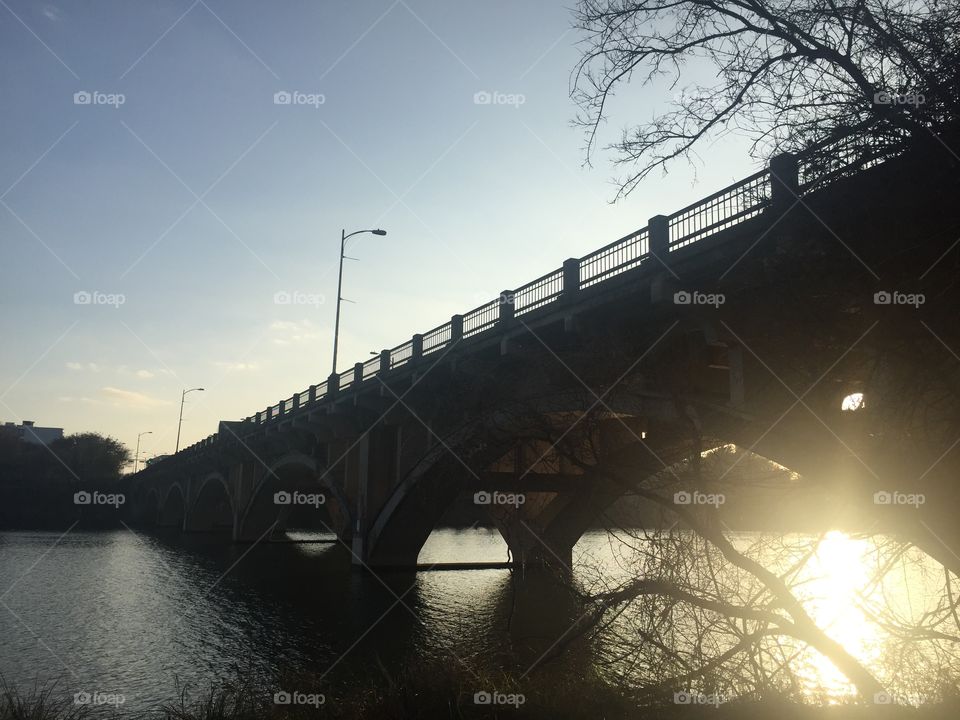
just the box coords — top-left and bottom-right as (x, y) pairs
(0, 0), (756, 466)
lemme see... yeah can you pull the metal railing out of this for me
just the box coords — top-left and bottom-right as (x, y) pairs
(161, 134), (905, 460)
(798, 131), (903, 193)
(462, 300), (500, 338)
(423, 323), (453, 355)
(580, 227), (650, 288)
(514, 269), (565, 316)
(668, 169), (771, 250)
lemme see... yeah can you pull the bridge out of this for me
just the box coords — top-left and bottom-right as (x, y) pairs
(131, 133), (960, 573)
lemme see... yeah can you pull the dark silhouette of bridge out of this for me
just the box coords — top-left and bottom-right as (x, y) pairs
(131, 133), (960, 572)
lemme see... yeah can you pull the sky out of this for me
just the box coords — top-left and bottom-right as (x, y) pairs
(0, 0), (757, 468)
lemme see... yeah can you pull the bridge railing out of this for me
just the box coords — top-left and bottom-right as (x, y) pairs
(462, 299), (500, 338)
(798, 130), (906, 193)
(668, 169), (771, 250)
(513, 268), (565, 316)
(579, 227), (650, 289)
(423, 322), (453, 355)
(160, 133), (908, 458)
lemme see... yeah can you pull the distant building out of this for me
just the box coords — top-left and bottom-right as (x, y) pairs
(1, 420), (64, 446)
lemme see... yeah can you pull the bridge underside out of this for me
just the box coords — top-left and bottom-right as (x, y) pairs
(130, 146), (960, 574)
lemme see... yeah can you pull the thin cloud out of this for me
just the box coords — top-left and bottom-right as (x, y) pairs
(100, 387), (171, 408)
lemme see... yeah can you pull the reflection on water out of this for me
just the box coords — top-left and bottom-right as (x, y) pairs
(0, 527), (950, 713)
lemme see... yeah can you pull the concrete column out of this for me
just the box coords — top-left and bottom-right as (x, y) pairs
(562, 258), (580, 300)
(499, 289), (515, 323)
(648, 214), (670, 263)
(769, 152), (799, 209)
(350, 425), (401, 566)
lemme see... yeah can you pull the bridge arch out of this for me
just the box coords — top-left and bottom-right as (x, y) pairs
(364, 391), (694, 568)
(236, 452), (350, 543)
(185, 473), (234, 533)
(135, 487), (160, 526)
(158, 483), (186, 529)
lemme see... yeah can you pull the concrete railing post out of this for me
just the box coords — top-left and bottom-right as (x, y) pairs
(450, 314), (463, 342)
(308, 384), (317, 403)
(648, 215), (670, 264)
(411, 334), (424, 362)
(353, 362), (364, 386)
(255, 411), (262, 424)
(292, 393), (299, 411)
(327, 372), (340, 395)
(278, 400), (286, 417)
(769, 152), (799, 209)
(562, 258), (580, 300)
(379, 349), (391, 374)
(499, 289), (515, 324)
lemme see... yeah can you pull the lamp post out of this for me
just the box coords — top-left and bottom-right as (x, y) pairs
(332, 228), (387, 375)
(133, 430), (152, 474)
(175, 387), (204, 453)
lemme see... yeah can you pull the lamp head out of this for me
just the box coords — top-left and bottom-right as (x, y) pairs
(372, 229), (387, 236)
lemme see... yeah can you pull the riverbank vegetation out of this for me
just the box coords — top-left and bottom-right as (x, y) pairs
(0, 432), (130, 529)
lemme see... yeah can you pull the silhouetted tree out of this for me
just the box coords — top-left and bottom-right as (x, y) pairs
(573, 0), (960, 196)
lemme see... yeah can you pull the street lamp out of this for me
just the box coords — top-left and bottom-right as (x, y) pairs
(332, 228), (387, 375)
(175, 387), (204, 453)
(133, 431), (152, 474)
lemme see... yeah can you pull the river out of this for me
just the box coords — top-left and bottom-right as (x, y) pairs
(0, 527), (949, 715)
